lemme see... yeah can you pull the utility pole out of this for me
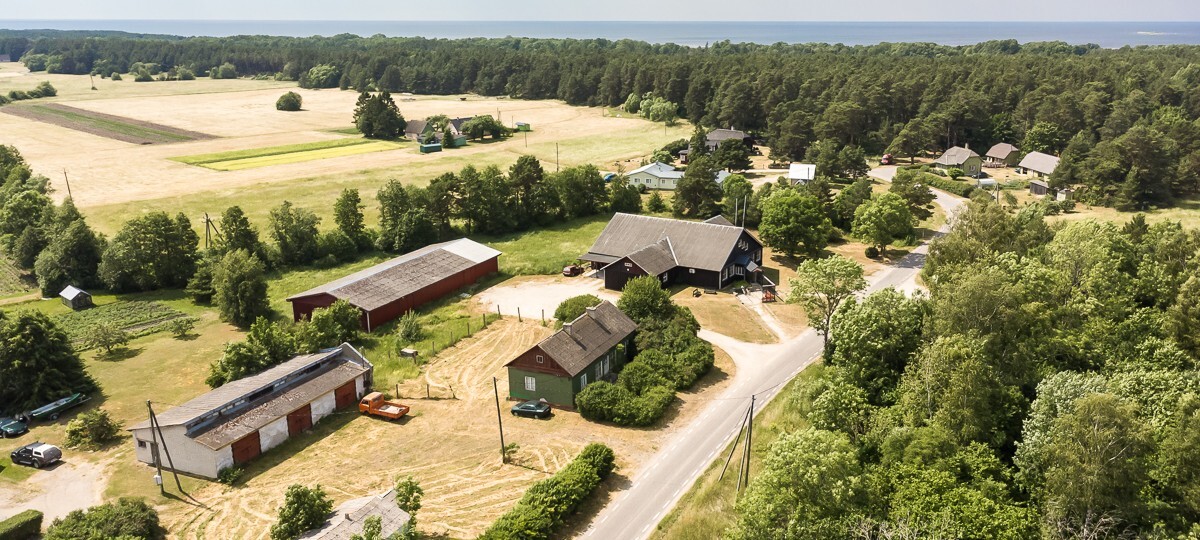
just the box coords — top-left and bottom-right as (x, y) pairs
(492, 377), (507, 463)
(743, 395), (755, 491)
(146, 401), (164, 494)
(62, 169), (73, 200)
(147, 401), (184, 493)
(719, 405), (751, 481)
(556, 143), (560, 172)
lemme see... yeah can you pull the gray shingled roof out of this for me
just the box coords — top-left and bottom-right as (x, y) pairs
(986, 143), (1019, 160)
(707, 129), (747, 143)
(59, 285), (88, 300)
(1018, 151), (1060, 175)
(287, 239), (500, 311)
(404, 119), (428, 136)
(704, 215), (734, 226)
(300, 489), (412, 540)
(934, 146), (980, 166)
(626, 238), (678, 277)
(584, 213), (751, 272)
(131, 345), (370, 441)
(515, 301), (637, 376)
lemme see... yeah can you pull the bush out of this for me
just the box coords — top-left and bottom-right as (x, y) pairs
(276, 91), (302, 112)
(921, 172), (976, 197)
(133, 69), (153, 83)
(45, 498), (164, 540)
(397, 310), (422, 343)
(865, 246), (880, 259)
(110, 72), (122, 81)
(64, 409), (122, 450)
(478, 444), (614, 540)
(317, 229), (356, 263)
(217, 466), (244, 486)
(946, 167), (964, 179)
(168, 317), (196, 338)
(0, 509), (43, 540)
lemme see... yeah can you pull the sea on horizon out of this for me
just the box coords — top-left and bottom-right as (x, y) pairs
(3, 20), (1200, 48)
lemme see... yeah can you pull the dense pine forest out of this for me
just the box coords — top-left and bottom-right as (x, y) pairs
(3, 31), (1200, 209)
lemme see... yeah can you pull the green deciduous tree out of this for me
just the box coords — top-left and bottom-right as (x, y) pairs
(64, 408), (122, 450)
(889, 168), (936, 221)
(712, 138), (751, 171)
(853, 192), (915, 256)
(98, 212), (198, 292)
(353, 91), (406, 139)
(554, 295), (601, 327)
(268, 201), (321, 266)
(34, 219), (103, 297)
(212, 249), (270, 328)
(295, 300), (361, 353)
(829, 288), (927, 405)
(788, 255), (867, 350)
(270, 485), (333, 540)
(757, 189), (832, 258)
(728, 428), (864, 540)
(617, 276), (674, 325)
(333, 188), (369, 250)
(83, 322), (130, 355)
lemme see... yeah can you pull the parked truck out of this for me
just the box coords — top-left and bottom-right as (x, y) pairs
(358, 392), (410, 420)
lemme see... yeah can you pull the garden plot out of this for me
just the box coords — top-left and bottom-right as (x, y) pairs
(52, 301), (190, 345)
(1, 103), (212, 144)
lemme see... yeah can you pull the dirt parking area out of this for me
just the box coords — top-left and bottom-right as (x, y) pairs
(0, 459), (109, 524)
(159, 317), (734, 539)
(476, 275), (618, 320)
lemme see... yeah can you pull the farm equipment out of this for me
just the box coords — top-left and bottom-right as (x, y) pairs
(18, 393), (90, 423)
(359, 392), (410, 420)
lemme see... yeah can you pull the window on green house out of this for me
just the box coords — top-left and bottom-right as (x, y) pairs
(524, 376), (536, 391)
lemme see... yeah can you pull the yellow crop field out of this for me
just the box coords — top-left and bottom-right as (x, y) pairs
(175, 139), (405, 171)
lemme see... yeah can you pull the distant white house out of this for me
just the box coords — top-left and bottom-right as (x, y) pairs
(788, 163), (816, 185)
(628, 162), (731, 190)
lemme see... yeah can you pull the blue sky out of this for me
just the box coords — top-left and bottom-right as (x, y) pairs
(6, 0), (1199, 21)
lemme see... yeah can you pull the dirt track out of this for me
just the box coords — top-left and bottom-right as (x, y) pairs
(2, 103), (212, 144)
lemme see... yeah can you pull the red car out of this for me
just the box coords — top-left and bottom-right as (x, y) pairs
(563, 265), (583, 277)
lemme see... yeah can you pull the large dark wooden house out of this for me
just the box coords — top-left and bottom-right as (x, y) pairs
(287, 239), (500, 331)
(581, 213), (764, 291)
(505, 301), (637, 408)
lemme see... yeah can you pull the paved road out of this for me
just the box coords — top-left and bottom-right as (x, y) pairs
(577, 169), (962, 540)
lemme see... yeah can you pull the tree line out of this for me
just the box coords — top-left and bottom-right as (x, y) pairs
(6, 31), (1200, 208)
(728, 197), (1200, 538)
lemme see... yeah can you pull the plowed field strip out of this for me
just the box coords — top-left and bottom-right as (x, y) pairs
(2, 103), (212, 144)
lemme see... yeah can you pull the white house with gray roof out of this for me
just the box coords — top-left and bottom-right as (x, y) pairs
(129, 344), (372, 478)
(1018, 151), (1060, 178)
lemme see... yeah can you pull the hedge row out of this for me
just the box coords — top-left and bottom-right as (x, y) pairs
(0, 510), (43, 540)
(0, 81), (56, 106)
(478, 444), (615, 540)
(921, 173), (976, 198)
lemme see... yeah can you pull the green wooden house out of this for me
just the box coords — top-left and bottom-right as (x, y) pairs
(505, 301), (637, 408)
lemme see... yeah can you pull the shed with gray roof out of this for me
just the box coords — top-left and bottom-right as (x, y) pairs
(287, 238), (500, 331)
(128, 343), (373, 479)
(299, 489), (412, 540)
(505, 301), (637, 408)
(582, 213), (764, 291)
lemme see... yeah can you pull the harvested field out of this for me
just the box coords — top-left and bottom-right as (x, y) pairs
(172, 138), (404, 171)
(2, 103), (212, 144)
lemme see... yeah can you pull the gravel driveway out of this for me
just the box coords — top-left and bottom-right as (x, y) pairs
(476, 275), (618, 320)
(0, 458), (107, 523)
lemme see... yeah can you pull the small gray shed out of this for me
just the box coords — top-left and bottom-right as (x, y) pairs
(59, 286), (93, 310)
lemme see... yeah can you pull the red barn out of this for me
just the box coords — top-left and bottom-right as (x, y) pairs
(286, 238), (501, 331)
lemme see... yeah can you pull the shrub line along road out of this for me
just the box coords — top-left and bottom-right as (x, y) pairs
(578, 168), (963, 540)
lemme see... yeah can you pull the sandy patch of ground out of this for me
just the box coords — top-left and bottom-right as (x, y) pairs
(157, 317), (734, 539)
(476, 275), (618, 320)
(0, 458), (109, 523)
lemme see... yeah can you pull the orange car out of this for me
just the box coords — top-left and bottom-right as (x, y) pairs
(358, 392), (410, 420)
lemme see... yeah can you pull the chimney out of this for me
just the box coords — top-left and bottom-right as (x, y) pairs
(563, 322), (572, 336)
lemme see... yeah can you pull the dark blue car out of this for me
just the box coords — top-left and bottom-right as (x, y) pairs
(0, 417), (28, 438)
(511, 400), (552, 419)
